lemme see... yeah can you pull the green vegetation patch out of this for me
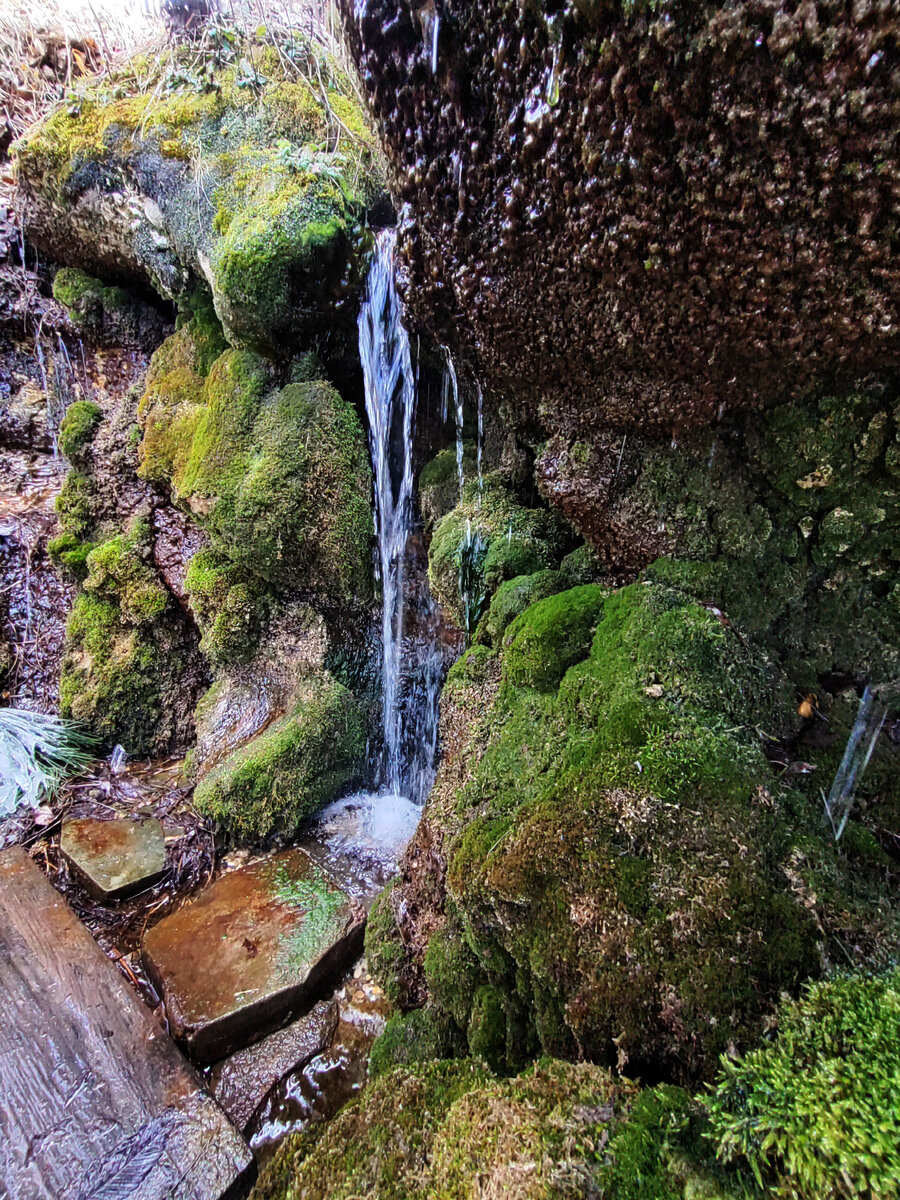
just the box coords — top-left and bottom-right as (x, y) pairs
(184, 546), (271, 666)
(58, 399), (102, 462)
(705, 968), (900, 1199)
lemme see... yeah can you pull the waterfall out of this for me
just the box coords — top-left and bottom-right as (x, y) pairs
(358, 228), (440, 806)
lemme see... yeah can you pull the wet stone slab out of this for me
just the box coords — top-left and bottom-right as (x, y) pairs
(60, 816), (166, 901)
(209, 998), (338, 1131)
(142, 849), (365, 1063)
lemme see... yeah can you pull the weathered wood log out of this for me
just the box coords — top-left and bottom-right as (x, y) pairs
(0, 846), (254, 1200)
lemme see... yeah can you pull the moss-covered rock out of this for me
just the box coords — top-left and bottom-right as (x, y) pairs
(58, 399), (102, 463)
(139, 320), (373, 601)
(184, 547), (271, 666)
(475, 568), (567, 648)
(429, 473), (572, 630)
(47, 531), (96, 582)
(55, 467), (100, 539)
(252, 1057), (721, 1200)
(58, 519), (195, 755)
(192, 673), (365, 839)
(377, 580), (900, 1086)
(16, 30), (385, 353)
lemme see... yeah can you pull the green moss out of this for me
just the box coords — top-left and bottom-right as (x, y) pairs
(48, 532), (96, 582)
(192, 674), (365, 838)
(55, 468), (99, 539)
(252, 1060), (493, 1200)
(58, 399), (102, 462)
(140, 343), (373, 599)
(705, 968), (900, 1199)
(82, 520), (168, 625)
(501, 584), (607, 691)
(475, 568), (564, 647)
(429, 474), (572, 630)
(410, 583), (848, 1083)
(52, 267), (137, 339)
(369, 1008), (463, 1079)
(184, 547), (271, 666)
(364, 880), (405, 1005)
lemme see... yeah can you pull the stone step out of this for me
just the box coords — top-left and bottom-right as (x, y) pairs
(142, 849), (365, 1063)
(209, 999), (338, 1132)
(0, 846), (252, 1200)
(60, 816), (166, 900)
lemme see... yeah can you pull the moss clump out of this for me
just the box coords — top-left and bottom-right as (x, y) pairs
(52, 267), (149, 343)
(476, 568), (566, 647)
(140, 333), (373, 599)
(81, 520), (168, 625)
(705, 968), (900, 1199)
(418, 443), (477, 533)
(58, 399), (102, 462)
(193, 674), (365, 838)
(368, 1008), (463, 1079)
(58, 520), (186, 755)
(501, 583), (608, 691)
(47, 532), (96, 582)
(364, 879), (406, 1005)
(184, 547), (271, 666)
(429, 474), (572, 630)
(252, 1060), (493, 1200)
(55, 468), (100, 539)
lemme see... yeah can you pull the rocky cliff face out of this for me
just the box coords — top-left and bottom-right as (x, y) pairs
(340, 0), (899, 432)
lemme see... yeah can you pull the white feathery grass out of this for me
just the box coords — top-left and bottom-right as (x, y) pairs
(0, 708), (95, 817)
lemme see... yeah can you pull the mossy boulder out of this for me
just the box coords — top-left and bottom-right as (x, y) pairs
(418, 442), (477, 533)
(475, 568), (568, 648)
(139, 315), (373, 600)
(47, 532), (96, 582)
(429, 473), (572, 630)
(59, 522), (193, 755)
(184, 547), (271, 666)
(192, 673), (365, 839)
(252, 1057), (714, 1200)
(371, 581), (900, 1085)
(15, 31), (385, 353)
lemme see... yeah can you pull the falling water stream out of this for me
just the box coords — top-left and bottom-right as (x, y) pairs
(298, 229), (443, 895)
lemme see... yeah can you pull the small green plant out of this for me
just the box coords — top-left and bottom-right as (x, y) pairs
(0, 708), (95, 816)
(704, 969), (900, 1199)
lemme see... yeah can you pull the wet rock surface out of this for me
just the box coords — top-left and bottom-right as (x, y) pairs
(209, 998), (339, 1132)
(60, 816), (166, 901)
(142, 849), (365, 1063)
(341, 0), (900, 431)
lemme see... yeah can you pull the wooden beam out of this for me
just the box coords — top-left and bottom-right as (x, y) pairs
(0, 846), (254, 1200)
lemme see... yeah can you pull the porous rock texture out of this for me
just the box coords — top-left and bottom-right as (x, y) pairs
(341, 0), (900, 431)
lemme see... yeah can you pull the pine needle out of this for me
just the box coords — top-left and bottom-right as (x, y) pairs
(0, 708), (96, 817)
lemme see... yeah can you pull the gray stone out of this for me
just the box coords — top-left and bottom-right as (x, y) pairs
(141, 849), (364, 1063)
(209, 999), (338, 1131)
(60, 817), (166, 901)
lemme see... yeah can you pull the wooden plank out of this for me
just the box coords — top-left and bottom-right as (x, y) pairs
(0, 846), (254, 1200)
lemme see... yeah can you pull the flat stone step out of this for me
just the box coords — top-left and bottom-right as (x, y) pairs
(142, 849), (365, 1063)
(209, 998), (338, 1131)
(0, 846), (253, 1200)
(60, 816), (166, 900)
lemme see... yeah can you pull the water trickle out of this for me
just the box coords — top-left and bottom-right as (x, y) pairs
(824, 682), (897, 839)
(441, 347), (465, 499)
(357, 229), (442, 813)
(475, 379), (484, 506)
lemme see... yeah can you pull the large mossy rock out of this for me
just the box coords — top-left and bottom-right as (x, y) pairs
(138, 305), (374, 602)
(252, 1058), (715, 1200)
(192, 673), (366, 839)
(14, 32), (384, 354)
(366, 581), (900, 1084)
